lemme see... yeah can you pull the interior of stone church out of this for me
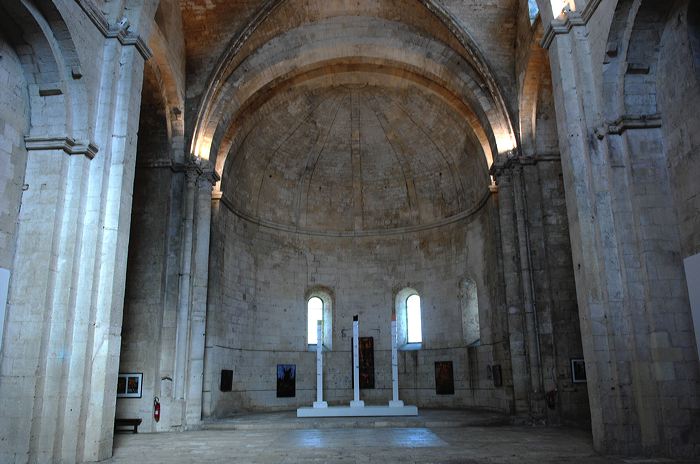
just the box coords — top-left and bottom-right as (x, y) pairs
(0, 0), (699, 462)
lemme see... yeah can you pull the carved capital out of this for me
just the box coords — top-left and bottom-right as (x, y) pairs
(541, 0), (603, 49)
(74, 0), (152, 59)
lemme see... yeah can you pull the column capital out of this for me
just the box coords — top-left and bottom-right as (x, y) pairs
(74, 0), (152, 59)
(541, 0), (603, 49)
(197, 170), (220, 190)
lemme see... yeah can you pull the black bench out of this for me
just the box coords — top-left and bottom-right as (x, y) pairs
(114, 418), (142, 434)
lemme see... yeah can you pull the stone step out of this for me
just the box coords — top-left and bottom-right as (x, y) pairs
(202, 408), (509, 431)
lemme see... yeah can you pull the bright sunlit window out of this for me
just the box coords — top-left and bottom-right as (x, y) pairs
(528, 0), (540, 24)
(307, 296), (323, 345)
(406, 294), (422, 344)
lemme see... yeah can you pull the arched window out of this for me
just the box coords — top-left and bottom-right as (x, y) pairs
(528, 0), (539, 24)
(395, 287), (422, 347)
(306, 289), (333, 349)
(307, 296), (323, 345)
(406, 294), (422, 344)
(461, 278), (480, 346)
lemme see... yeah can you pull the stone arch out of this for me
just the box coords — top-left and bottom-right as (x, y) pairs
(0, 0), (90, 347)
(189, 0), (517, 180)
(0, 0), (88, 141)
(146, 6), (186, 161)
(519, 21), (558, 157)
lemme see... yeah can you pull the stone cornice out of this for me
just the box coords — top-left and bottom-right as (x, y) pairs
(219, 188), (492, 238)
(136, 159), (221, 185)
(490, 155), (561, 177)
(541, 0), (603, 49)
(25, 136), (99, 159)
(606, 114), (662, 135)
(74, 0), (152, 60)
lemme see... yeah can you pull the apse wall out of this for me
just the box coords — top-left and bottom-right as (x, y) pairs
(204, 197), (510, 416)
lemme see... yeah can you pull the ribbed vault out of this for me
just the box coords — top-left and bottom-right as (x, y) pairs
(222, 78), (488, 233)
(190, 0), (518, 233)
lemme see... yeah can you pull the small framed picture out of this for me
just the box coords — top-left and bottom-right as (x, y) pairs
(117, 373), (143, 398)
(492, 364), (503, 387)
(570, 358), (587, 383)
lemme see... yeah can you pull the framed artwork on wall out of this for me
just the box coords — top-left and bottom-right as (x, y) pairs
(571, 358), (587, 383)
(435, 361), (455, 395)
(492, 364), (502, 387)
(277, 364), (296, 397)
(116, 373), (143, 398)
(220, 369), (233, 392)
(351, 336), (375, 389)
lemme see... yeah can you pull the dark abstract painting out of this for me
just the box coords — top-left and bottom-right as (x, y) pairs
(435, 361), (454, 395)
(351, 336), (375, 389)
(276, 364), (296, 398)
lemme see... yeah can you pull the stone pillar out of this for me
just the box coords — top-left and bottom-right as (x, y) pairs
(492, 163), (530, 416)
(0, 29), (149, 462)
(511, 164), (545, 416)
(79, 41), (148, 462)
(0, 141), (94, 463)
(542, 1), (699, 456)
(184, 168), (216, 427)
(173, 168), (196, 416)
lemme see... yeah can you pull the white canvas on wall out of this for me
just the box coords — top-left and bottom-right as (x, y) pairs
(0, 268), (9, 351)
(683, 253), (700, 363)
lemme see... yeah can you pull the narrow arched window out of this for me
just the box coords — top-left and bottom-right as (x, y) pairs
(406, 294), (422, 344)
(528, 0), (539, 24)
(307, 296), (323, 345)
(461, 278), (480, 346)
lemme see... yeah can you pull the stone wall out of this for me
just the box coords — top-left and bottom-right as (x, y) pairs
(0, 36), (29, 273)
(658, 2), (700, 260)
(204, 198), (512, 415)
(540, 0), (700, 456)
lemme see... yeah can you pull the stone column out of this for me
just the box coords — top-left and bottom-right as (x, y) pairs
(0, 140), (94, 463)
(184, 168), (217, 427)
(0, 28), (149, 462)
(512, 164), (545, 415)
(173, 167), (196, 418)
(492, 161), (530, 416)
(79, 41), (148, 462)
(542, 1), (698, 456)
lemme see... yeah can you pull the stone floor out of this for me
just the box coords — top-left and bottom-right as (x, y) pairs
(107, 410), (694, 463)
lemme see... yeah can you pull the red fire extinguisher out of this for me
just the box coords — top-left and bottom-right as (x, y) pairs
(153, 396), (161, 423)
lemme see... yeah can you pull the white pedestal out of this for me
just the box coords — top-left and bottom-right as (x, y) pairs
(351, 317), (363, 408)
(297, 315), (419, 419)
(315, 320), (326, 408)
(297, 405), (418, 418)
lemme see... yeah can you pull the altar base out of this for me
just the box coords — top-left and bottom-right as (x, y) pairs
(296, 405), (418, 418)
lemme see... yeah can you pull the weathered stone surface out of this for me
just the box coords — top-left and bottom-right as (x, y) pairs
(0, 1), (698, 462)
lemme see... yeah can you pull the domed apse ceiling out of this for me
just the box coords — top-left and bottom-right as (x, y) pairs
(221, 78), (489, 234)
